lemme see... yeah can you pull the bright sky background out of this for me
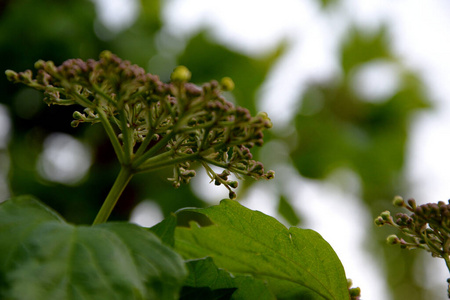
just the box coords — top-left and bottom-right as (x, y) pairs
(160, 1), (450, 298)
(35, 0), (450, 298)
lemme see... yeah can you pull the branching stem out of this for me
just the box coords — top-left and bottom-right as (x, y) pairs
(96, 108), (125, 164)
(92, 166), (134, 225)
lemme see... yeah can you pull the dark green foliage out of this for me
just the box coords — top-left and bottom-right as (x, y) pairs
(0, 196), (187, 300)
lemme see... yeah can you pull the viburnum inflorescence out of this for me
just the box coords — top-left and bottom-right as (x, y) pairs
(376, 196), (450, 297)
(5, 51), (274, 199)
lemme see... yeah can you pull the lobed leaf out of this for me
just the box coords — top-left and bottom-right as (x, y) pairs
(0, 196), (186, 300)
(174, 199), (349, 300)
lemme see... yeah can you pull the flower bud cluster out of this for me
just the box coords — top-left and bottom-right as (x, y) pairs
(6, 51), (274, 198)
(376, 196), (450, 284)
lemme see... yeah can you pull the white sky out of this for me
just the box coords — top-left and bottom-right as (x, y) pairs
(90, 0), (450, 298)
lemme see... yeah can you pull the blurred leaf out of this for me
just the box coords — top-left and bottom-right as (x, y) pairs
(175, 199), (349, 300)
(317, 0), (338, 9)
(150, 212), (177, 247)
(277, 195), (301, 226)
(341, 26), (392, 73)
(291, 26), (430, 203)
(0, 196), (187, 300)
(177, 32), (285, 113)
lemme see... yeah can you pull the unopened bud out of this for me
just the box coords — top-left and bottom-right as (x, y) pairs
(73, 111), (84, 120)
(34, 60), (46, 69)
(228, 181), (238, 189)
(349, 287), (361, 297)
(5, 70), (18, 82)
(100, 50), (113, 60)
(220, 77), (235, 91)
(229, 191), (237, 200)
(257, 111), (273, 128)
(393, 196), (405, 207)
(347, 278), (353, 289)
(171, 65), (191, 82)
(386, 234), (400, 245)
(265, 170), (275, 180)
(407, 198), (416, 209)
(374, 217), (384, 226)
(380, 211), (391, 221)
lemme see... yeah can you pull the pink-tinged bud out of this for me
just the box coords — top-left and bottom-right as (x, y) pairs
(374, 216), (384, 226)
(386, 234), (400, 245)
(265, 170), (275, 180)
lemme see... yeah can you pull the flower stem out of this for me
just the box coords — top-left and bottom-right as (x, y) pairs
(96, 108), (125, 164)
(92, 166), (134, 225)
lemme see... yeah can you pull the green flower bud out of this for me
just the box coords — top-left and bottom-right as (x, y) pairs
(228, 181), (238, 189)
(347, 278), (353, 289)
(407, 198), (416, 209)
(220, 77), (235, 91)
(171, 65), (191, 82)
(349, 287), (361, 297)
(5, 70), (18, 82)
(380, 211), (391, 221)
(257, 111), (273, 128)
(99, 50), (113, 60)
(386, 234), (400, 245)
(393, 196), (405, 207)
(229, 191), (237, 200)
(264, 170), (275, 179)
(34, 59), (46, 69)
(70, 120), (79, 128)
(73, 111), (84, 120)
(374, 216), (384, 226)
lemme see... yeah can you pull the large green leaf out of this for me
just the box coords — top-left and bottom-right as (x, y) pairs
(174, 200), (349, 300)
(182, 257), (274, 300)
(0, 196), (187, 300)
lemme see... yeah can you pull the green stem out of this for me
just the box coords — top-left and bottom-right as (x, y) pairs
(92, 167), (134, 225)
(119, 109), (133, 163)
(96, 108), (125, 164)
(132, 131), (176, 169)
(136, 153), (200, 174)
(134, 129), (155, 157)
(444, 255), (450, 275)
(92, 84), (117, 106)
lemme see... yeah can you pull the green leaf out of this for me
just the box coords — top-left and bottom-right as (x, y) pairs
(0, 196), (187, 300)
(149, 212), (177, 247)
(277, 195), (301, 226)
(183, 257), (274, 300)
(175, 200), (349, 300)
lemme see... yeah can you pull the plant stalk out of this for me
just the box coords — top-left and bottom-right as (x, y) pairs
(92, 166), (134, 225)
